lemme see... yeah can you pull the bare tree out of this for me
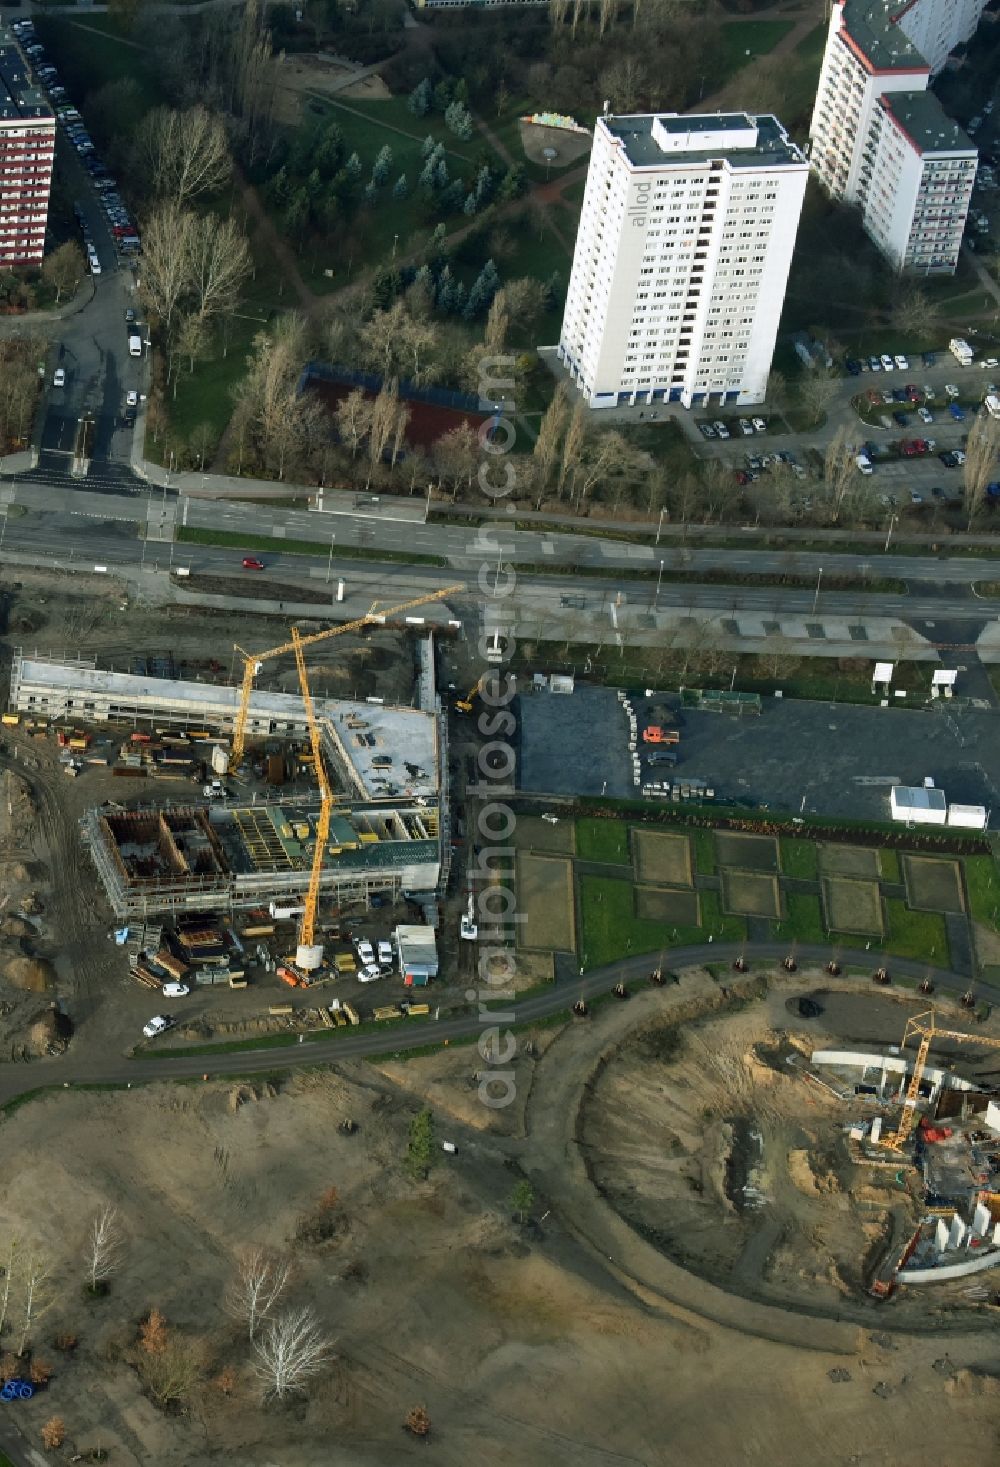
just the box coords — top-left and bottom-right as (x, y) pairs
(599, 56), (646, 113)
(599, 0), (618, 36)
(187, 214), (252, 324)
(253, 1306), (332, 1401)
(797, 370), (839, 428)
(225, 1246), (291, 1341)
(484, 289), (509, 353)
(137, 105), (231, 208)
(85, 1204), (125, 1294)
(964, 414), (1000, 526)
(41, 242), (84, 304)
(558, 399), (586, 500)
(532, 382), (569, 499)
(0, 1239), (18, 1339)
(820, 426), (860, 523)
(140, 203), (197, 335)
(367, 379), (404, 487)
(335, 387), (373, 458)
(17, 1254), (52, 1355)
(892, 284), (941, 340)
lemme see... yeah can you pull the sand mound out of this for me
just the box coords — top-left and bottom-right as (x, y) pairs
(3, 954), (54, 992)
(0, 917), (34, 940)
(788, 1149), (823, 1197)
(946, 1369), (1000, 1398)
(28, 1009), (62, 1056)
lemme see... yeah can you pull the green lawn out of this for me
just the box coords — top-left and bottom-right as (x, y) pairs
(35, 15), (166, 118)
(780, 839), (819, 880)
(575, 817), (630, 865)
(715, 20), (795, 83)
(964, 854), (1000, 931)
(692, 827), (717, 875)
(578, 875), (745, 969)
(773, 891), (826, 945)
(176, 526), (446, 566)
(884, 897), (949, 965)
(879, 848), (902, 883)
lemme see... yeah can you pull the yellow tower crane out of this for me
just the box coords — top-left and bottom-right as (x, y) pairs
(226, 585), (463, 772)
(290, 626), (333, 974)
(884, 1008), (1000, 1152)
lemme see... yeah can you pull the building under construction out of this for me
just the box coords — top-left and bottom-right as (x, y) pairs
(82, 795), (441, 921)
(11, 646), (453, 921)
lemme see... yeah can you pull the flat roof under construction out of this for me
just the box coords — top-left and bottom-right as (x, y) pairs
(11, 655), (439, 801)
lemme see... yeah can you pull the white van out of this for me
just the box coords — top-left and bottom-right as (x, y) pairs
(855, 453), (873, 476)
(985, 394), (1000, 420)
(128, 333), (142, 357)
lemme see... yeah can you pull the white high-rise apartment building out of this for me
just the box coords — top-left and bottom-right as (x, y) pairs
(557, 113), (808, 409)
(809, 0), (980, 273)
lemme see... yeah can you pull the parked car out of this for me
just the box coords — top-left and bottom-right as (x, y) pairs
(880, 354), (895, 371)
(944, 383), (960, 398)
(940, 451), (959, 467)
(52, 367), (65, 388)
(358, 965), (382, 983)
(869, 356), (881, 372)
(922, 352), (937, 367)
(241, 556), (265, 570)
(844, 358), (861, 376)
(918, 407), (934, 424)
(142, 1015), (174, 1039)
(953, 449), (967, 465)
(697, 422), (715, 439)
(162, 983), (190, 998)
(894, 354), (909, 370)
(752, 416), (767, 432)
(713, 420), (730, 439)
(377, 940), (393, 965)
(949, 402), (966, 420)
(738, 418), (754, 436)
(893, 411), (910, 426)
(356, 939), (375, 965)
(910, 491), (923, 505)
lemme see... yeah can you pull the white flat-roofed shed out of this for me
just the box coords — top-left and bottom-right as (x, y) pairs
(890, 784), (947, 825)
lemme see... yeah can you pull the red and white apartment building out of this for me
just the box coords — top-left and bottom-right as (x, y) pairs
(0, 27), (54, 268)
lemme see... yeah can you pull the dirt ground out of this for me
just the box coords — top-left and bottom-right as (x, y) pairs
(271, 51), (391, 127)
(0, 1007), (999, 1464)
(579, 980), (1000, 1328)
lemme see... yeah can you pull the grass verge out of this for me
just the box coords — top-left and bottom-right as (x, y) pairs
(176, 526), (446, 566)
(780, 838), (819, 879)
(578, 874), (745, 969)
(139, 1014), (434, 1058)
(575, 817), (630, 865)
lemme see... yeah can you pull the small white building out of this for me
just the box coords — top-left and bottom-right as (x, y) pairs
(890, 784), (947, 825)
(947, 803), (988, 830)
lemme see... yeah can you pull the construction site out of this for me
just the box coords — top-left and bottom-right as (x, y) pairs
(582, 978), (1000, 1323)
(0, 584), (460, 1002)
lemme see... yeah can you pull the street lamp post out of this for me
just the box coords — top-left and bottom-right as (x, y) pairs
(812, 565), (823, 614)
(654, 558), (664, 608)
(655, 506), (667, 546)
(326, 532), (336, 583)
(884, 513), (898, 552)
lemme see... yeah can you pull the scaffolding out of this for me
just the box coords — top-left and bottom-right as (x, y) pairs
(81, 795), (441, 921)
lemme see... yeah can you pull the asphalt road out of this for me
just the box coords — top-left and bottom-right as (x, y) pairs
(0, 941), (990, 1112)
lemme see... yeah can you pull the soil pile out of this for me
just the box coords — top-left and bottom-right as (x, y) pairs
(3, 953), (54, 991)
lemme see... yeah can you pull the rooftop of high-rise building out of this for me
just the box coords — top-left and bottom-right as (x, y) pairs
(602, 112), (806, 171)
(880, 90), (976, 154)
(0, 27), (53, 122)
(837, 0), (932, 72)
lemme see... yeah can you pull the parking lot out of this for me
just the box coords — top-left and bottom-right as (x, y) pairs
(517, 684), (1000, 820)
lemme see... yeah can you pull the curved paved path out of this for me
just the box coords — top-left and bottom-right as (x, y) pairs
(0, 941), (987, 1109)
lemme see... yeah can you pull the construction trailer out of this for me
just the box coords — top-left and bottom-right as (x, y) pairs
(890, 784), (947, 826)
(395, 924), (438, 985)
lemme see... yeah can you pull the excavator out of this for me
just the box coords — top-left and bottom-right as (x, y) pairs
(454, 675), (486, 716)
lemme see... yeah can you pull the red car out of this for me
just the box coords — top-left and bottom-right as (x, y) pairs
(241, 557), (265, 570)
(899, 440), (919, 457)
(905, 384), (921, 403)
